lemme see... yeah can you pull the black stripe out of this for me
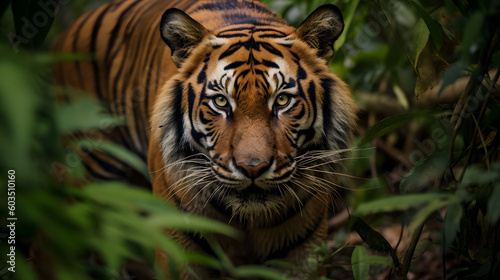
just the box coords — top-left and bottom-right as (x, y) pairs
(217, 26), (254, 35)
(104, 1), (140, 65)
(71, 11), (96, 90)
(85, 151), (128, 177)
(260, 42), (283, 57)
(218, 33), (249, 38)
(224, 61), (246, 70)
(166, 81), (190, 158)
(254, 28), (287, 36)
(321, 78), (335, 150)
(262, 59), (279, 69)
(193, 0), (274, 15)
(221, 16), (284, 26)
(199, 110), (211, 125)
(83, 162), (115, 181)
(307, 80), (317, 123)
(90, 4), (114, 98)
(259, 34), (287, 38)
(187, 85), (206, 147)
(197, 64), (208, 84)
(219, 42), (244, 60)
(289, 103), (306, 119)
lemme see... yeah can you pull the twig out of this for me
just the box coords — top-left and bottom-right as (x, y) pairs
(457, 67), (500, 182)
(398, 222), (425, 279)
(445, 33), (499, 186)
(373, 0), (416, 72)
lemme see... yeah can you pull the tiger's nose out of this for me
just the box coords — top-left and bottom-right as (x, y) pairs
(237, 161), (270, 179)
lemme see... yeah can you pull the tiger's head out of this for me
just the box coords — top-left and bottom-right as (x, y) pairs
(152, 5), (357, 223)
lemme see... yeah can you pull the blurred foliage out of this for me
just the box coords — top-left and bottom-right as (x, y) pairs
(1, 0), (500, 279)
(270, 0), (500, 278)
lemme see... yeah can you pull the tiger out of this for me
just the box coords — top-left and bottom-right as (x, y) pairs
(54, 0), (357, 278)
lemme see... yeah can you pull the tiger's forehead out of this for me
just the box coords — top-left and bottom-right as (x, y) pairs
(204, 32), (297, 100)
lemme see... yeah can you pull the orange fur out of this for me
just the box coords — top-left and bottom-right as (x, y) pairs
(54, 1), (357, 279)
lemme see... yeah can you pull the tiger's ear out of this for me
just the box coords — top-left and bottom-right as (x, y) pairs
(160, 8), (209, 68)
(295, 5), (344, 62)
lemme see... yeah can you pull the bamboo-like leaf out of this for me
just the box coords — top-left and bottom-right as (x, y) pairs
(233, 265), (291, 280)
(355, 193), (449, 215)
(334, 0), (360, 51)
(57, 99), (124, 134)
(359, 113), (415, 146)
(443, 201), (463, 247)
(408, 199), (450, 236)
(77, 140), (149, 180)
(146, 214), (240, 238)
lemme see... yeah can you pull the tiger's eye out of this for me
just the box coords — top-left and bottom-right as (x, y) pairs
(214, 96), (228, 108)
(275, 94), (290, 106)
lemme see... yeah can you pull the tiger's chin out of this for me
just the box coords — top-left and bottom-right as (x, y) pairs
(208, 183), (300, 225)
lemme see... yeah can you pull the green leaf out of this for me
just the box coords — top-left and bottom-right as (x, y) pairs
(233, 265), (291, 280)
(352, 216), (400, 267)
(352, 217), (394, 254)
(400, 149), (449, 193)
(0, 0), (10, 18)
(12, 0), (56, 48)
(77, 140), (149, 180)
(57, 99), (124, 134)
(412, 18), (430, 69)
(439, 61), (465, 96)
(183, 252), (224, 270)
(355, 193), (450, 215)
(408, 199), (450, 236)
(393, 84), (409, 110)
(82, 182), (174, 214)
(147, 214), (240, 238)
(462, 12), (485, 61)
(487, 163), (500, 223)
(459, 164), (499, 189)
(443, 201), (463, 247)
(351, 246), (369, 280)
(410, 0), (443, 50)
(489, 189), (500, 223)
(359, 113), (415, 146)
(0, 60), (37, 171)
(334, 0), (360, 51)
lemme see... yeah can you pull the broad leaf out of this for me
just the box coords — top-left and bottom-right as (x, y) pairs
(412, 18), (430, 69)
(351, 246), (370, 280)
(410, 0), (443, 50)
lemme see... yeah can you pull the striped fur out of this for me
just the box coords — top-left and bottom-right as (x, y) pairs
(54, 0), (357, 278)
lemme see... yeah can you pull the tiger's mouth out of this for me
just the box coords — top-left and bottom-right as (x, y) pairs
(223, 183), (284, 201)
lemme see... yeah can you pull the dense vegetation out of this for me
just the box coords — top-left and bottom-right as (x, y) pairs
(1, 0), (499, 279)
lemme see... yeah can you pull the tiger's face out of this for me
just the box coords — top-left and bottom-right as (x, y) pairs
(154, 5), (357, 221)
